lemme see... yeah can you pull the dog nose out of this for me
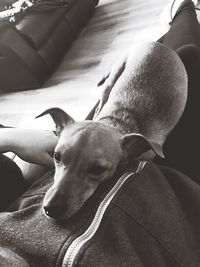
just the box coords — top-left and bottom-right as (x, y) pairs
(43, 205), (62, 219)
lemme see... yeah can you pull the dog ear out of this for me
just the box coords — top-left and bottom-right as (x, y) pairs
(36, 108), (75, 136)
(121, 133), (164, 160)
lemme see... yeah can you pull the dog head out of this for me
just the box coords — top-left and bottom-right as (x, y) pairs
(37, 108), (163, 220)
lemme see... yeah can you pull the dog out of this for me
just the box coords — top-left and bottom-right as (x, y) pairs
(37, 41), (188, 221)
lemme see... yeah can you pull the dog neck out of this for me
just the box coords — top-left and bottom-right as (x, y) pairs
(97, 115), (139, 135)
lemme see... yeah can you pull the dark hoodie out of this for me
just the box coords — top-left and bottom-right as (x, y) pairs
(0, 161), (200, 267)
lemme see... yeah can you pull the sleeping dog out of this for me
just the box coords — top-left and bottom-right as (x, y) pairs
(37, 42), (187, 220)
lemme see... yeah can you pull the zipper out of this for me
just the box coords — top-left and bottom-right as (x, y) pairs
(62, 161), (146, 267)
(0, 0), (33, 19)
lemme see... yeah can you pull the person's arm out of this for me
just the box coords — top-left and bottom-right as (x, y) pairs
(0, 128), (58, 168)
(13, 157), (50, 186)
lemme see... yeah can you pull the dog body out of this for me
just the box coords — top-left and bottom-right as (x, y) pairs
(94, 42), (187, 146)
(38, 41), (188, 220)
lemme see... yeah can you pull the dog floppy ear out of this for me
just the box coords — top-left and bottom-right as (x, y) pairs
(36, 107), (75, 136)
(121, 133), (164, 161)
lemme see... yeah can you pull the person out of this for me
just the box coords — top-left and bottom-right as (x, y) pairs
(0, 0), (200, 266)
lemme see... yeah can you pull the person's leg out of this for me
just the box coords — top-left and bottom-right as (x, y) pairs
(160, 0), (200, 49)
(156, 0), (200, 182)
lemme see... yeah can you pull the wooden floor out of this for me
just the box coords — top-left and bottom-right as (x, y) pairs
(0, 0), (167, 129)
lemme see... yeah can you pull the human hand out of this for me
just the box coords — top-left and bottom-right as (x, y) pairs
(0, 128), (58, 167)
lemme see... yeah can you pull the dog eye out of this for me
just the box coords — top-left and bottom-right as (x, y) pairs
(54, 152), (62, 163)
(88, 165), (107, 176)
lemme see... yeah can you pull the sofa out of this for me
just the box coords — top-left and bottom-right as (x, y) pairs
(0, 0), (99, 91)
